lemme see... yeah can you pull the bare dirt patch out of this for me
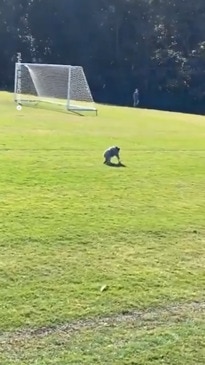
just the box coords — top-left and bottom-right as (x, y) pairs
(0, 300), (204, 346)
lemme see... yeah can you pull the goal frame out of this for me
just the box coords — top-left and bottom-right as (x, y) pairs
(14, 62), (98, 115)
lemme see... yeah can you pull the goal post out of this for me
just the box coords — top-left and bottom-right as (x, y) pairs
(14, 63), (97, 115)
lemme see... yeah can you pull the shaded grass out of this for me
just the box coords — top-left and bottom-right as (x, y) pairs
(0, 92), (204, 363)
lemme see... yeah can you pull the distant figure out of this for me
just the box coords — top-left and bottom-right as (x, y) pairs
(133, 88), (139, 107)
(103, 146), (121, 165)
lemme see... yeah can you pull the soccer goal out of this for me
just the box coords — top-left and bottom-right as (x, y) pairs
(14, 62), (97, 115)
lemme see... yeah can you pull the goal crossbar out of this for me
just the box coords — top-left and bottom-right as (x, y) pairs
(14, 62), (97, 115)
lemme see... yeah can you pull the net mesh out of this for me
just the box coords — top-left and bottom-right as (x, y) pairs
(14, 63), (96, 112)
(69, 66), (94, 109)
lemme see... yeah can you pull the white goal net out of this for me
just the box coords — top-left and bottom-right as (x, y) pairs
(14, 63), (97, 114)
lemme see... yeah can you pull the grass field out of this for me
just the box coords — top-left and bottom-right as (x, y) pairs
(0, 92), (204, 364)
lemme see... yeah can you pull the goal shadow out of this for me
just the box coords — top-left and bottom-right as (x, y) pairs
(19, 102), (96, 117)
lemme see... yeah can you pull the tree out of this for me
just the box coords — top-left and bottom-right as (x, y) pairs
(1, 0), (205, 113)
(0, 0), (34, 89)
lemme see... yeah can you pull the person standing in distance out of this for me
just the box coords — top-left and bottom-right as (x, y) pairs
(133, 88), (139, 107)
(103, 146), (121, 165)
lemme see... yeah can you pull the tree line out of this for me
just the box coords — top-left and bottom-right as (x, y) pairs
(1, 0), (205, 114)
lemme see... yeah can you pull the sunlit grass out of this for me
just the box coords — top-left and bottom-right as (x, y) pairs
(0, 92), (204, 364)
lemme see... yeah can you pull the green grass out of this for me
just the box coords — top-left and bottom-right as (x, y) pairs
(0, 92), (204, 364)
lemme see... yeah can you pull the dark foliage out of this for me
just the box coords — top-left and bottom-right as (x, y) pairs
(1, 0), (205, 114)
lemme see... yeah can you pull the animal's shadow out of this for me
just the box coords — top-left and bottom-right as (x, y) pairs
(104, 162), (126, 168)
